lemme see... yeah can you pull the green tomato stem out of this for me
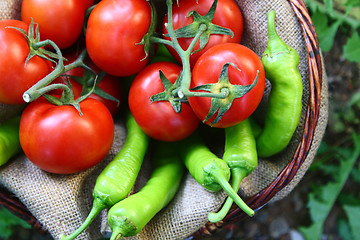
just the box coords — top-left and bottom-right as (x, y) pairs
(149, 0), (233, 106)
(149, 36), (173, 48)
(23, 49), (89, 103)
(163, 0), (181, 52)
(177, 24), (207, 97)
(153, 0), (209, 100)
(180, 87), (229, 99)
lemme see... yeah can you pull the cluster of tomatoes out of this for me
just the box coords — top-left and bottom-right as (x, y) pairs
(0, 0), (266, 174)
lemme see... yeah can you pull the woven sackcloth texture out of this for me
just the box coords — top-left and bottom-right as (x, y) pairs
(0, 0), (328, 240)
(0, 0), (21, 20)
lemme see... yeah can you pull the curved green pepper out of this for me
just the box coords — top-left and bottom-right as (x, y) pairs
(208, 119), (258, 223)
(107, 141), (184, 239)
(256, 10), (303, 158)
(0, 116), (22, 167)
(60, 112), (149, 240)
(180, 134), (254, 217)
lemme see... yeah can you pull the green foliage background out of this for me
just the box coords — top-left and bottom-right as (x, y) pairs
(305, 0), (360, 62)
(300, 1), (360, 239)
(0, 206), (31, 239)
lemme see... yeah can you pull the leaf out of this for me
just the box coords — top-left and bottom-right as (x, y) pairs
(311, 9), (343, 52)
(324, 0), (334, 14)
(298, 133), (360, 240)
(348, 91), (360, 108)
(343, 205), (360, 240)
(321, 21), (342, 51)
(338, 193), (360, 205)
(343, 32), (360, 62)
(337, 218), (353, 240)
(345, 0), (360, 7)
(351, 162), (360, 183)
(298, 221), (323, 240)
(0, 207), (31, 239)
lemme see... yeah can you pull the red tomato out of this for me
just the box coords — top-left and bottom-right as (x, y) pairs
(19, 97), (114, 174)
(86, 0), (151, 76)
(162, 0), (243, 68)
(0, 20), (53, 105)
(189, 43), (266, 128)
(128, 62), (200, 142)
(53, 51), (123, 116)
(87, 76), (123, 116)
(21, 0), (94, 49)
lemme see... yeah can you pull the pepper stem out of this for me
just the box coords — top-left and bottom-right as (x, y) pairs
(108, 215), (137, 240)
(208, 168), (249, 223)
(264, 10), (291, 55)
(59, 198), (107, 240)
(109, 230), (122, 240)
(211, 169), (254, 217)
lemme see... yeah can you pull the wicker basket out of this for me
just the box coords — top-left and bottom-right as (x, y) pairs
(0, 0), (326, 239)
(193, 0), (325, 237)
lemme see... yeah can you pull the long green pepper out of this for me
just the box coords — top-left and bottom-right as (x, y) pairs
(207, 119), (258, 223)
(256, 10), (303, 158)
(60, 113), (149, 240)
(107, 142), (184, 239)
(0, 116), (22, 167)
(180, 134), (254, 217)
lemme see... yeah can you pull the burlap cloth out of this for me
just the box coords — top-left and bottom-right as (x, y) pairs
(0, 0), (328, 239)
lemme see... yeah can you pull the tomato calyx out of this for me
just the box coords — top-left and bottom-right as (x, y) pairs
(191, 63), (259, 125)
(137, 0), (158, 61)
(149, 0), (234, 113)
(166, 0), (234, 54)
(9, 19), (63, 65)
(69, 70), (120, 107)
(43, 74), (97, 116)
(150, 70), (185, 113)
(22, 48), (103, 117)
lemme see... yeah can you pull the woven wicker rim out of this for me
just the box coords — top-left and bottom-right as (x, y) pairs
(192, 0), (323, 238)
(0, 0), (323, 238)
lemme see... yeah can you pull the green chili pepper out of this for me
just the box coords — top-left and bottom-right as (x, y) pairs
(180, 134), (255, 217)
(60, 112), (148, 240)
(249, 117), (262, 139)
(207, 119), (258, 223)
(107, 142), (184, 239)
(150, 44), (178, 64)
(256, 10), (303, 158)
(0, 116), (22, 167)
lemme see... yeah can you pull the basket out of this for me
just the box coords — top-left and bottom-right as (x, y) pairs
(0, 0), (327, 239)
(195, 0), (327, 236)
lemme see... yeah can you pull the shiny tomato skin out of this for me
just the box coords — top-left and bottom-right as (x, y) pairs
(21, 0), (94, 49)
(189, 43), (266, 128)
(86, 0), (151, 77)
(0, 20), (53, 105)
(128, 62), (200, 142)
(88, 77), (123, 117)
(19, 98), (114, 174)
(163, 0), (243, 68)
